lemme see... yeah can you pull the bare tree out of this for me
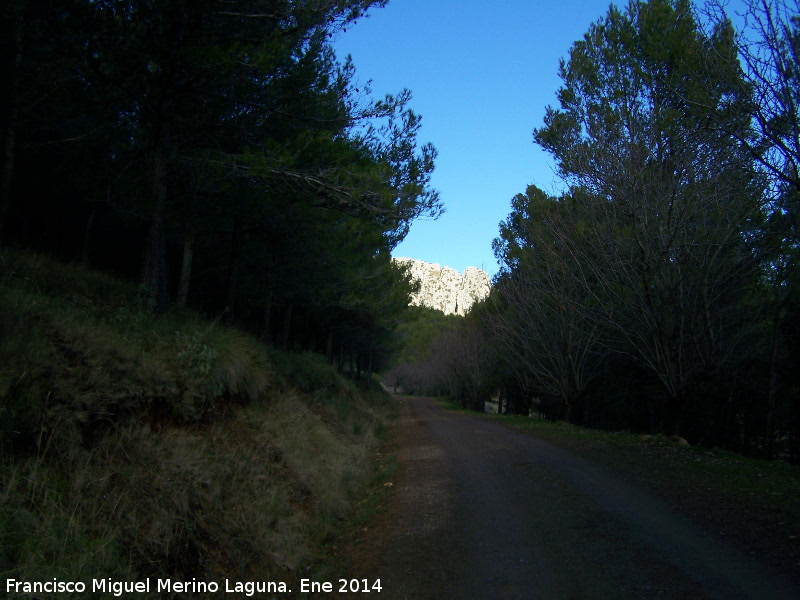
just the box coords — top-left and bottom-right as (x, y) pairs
(424, 320), (494, 410)
(533, 0), (762, 433)
(707, 0), (800, 196)
(705, 0), (800, 456)
(570, 140), (759, 432)
(490, 187), (603, 422)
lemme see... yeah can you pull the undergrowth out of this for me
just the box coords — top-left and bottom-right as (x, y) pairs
(493, 412), (800, 510)
(431, 393), (800, 512)
(443, 397), (800, 531)
(0, 249), (394, 598)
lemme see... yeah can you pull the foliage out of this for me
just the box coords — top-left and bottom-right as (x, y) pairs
(536, 0), (761, 423)
(383, 304), (499, 411)
(477, 0), (800, 461)
(490, 186), (603, 421)
(706, 0), (800, 196)
(0, 248), (394, 595)
(381, 307), (462, 395)
(392, 306), (461, 364)
(0, 0), (439, 366)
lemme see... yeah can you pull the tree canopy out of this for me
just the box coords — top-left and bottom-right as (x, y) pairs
(1, 0), (442, 369)
(420, 0), (800, 462)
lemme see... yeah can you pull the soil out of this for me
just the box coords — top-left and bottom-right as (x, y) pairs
(334, 396), (800, 600)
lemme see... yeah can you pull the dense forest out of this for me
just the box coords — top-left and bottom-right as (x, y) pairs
(388, 0), (800, 463)
(4, 0), (800, 464)
(1, 2), (436, 585)
(0, 0), (440, 378)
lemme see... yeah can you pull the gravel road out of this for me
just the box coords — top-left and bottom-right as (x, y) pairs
(338, 395), (800, 600)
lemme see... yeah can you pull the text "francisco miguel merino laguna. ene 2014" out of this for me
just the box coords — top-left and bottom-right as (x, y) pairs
(5, 578), (291, 596)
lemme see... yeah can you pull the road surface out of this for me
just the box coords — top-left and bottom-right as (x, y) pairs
(338, 396), (799, 600)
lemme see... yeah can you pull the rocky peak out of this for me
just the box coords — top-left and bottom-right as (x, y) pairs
(394, 257), (491, 316)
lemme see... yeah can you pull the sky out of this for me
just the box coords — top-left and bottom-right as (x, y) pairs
(332, 0), (619, 278)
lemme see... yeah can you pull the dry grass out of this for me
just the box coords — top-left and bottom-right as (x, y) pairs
(0, 249), (393, 597)
(491, 411), (800, 514)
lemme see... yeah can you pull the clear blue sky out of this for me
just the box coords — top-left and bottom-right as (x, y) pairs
(332, 0), (617, 278)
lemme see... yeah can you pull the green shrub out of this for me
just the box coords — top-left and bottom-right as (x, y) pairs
(0, 249), (393, 596)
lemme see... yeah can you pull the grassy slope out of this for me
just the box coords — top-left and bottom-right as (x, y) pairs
(0, 249), (394, 598)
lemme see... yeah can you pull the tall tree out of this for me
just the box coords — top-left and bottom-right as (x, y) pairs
(491, 186), (602, 422)
(0, 2), (23, 242)
(706, 0), (800, 456)
(64, 0), (401, 312)
(707, 0), (800, 195)
(532, 0), (761, 433)
(0, 0), (443, 389)
(1, 1), (122, 248)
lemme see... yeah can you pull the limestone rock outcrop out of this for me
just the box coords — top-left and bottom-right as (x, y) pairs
(394, 257), (491, 316)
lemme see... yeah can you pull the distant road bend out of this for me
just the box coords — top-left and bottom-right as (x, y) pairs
(340, 396), (799, 600)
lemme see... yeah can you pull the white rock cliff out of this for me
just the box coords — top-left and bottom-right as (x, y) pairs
(394, 257), (491, 316)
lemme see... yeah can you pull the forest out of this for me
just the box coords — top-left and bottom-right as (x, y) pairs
(1, 2), (437, 584)
(388, 0), (800, 464)
(0, 0), (440, 380)
(3, 0), (800, 464)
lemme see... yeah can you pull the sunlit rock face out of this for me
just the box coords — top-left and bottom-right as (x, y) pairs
(393, 257), (491, 316)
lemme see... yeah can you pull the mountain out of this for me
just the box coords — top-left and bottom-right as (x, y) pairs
(393, 257), (492, 316)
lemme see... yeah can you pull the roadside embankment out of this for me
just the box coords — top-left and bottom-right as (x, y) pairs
(0, 249), (393, 598)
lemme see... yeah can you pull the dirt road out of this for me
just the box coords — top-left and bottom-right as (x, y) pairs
(339, 396), (799, 600)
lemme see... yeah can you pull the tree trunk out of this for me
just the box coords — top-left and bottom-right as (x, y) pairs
(225, 216), (242, 324)
(338, 332), (344, 372)
(142, 149), (168, 313)
(326, 327), (334, 365)
(766, 306), (780, 459)
(175, 227), (194, 309)
(81, 204), (96, 267)
(582, 392), (591, 427)
(261, 286), (273, 344)
(563, 397), (572, 423)
(664, 395), (684, 436)
(281, 302), (293, 349)
(348, 343), (353, 379)
(364, 348), (373, 390)
(0, 12), (23, 244)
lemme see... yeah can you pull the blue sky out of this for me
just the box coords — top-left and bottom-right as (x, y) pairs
(332, 0), (618, 278)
